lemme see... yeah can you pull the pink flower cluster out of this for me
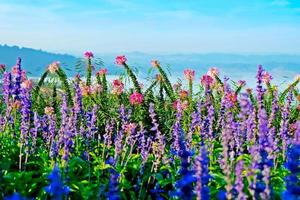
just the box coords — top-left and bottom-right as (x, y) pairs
(48, 61), (60, 73)
(262, 71), (272, 84)
(84, 51), (94, 59)
(184, 69), (195, 81)
(172, 99), (189, 110)
(21, 79), (33, 90)
(151, 60), (160, 68)
(201, 74), (214, 87)
(115, 55), (127, 65)
(226, 92), (237, 104)
(112, 79), (124, 95)
(96, 68), (108, 76)
(207, 67), (219, 77)
(129, 92), (144, 105)
(179, 90), (189, 99)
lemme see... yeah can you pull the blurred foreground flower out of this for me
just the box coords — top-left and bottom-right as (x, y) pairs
(45, 164), (70, 200)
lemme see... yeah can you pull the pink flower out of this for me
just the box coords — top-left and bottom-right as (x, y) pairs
(90, 84), (103, 95)
(226, 92), (237, 104)
(81, 85), (91, 96)
(207, 67), (219, 77)
(129, 92), (144, 105)
(84, 51), (94, 59)
(48, 61), (60, 73)
(96, 68), (108, 76)
(21, 70), (27, 81)
(184, 69), (195, 81)
(21, 79), (33, 89)
(173, 83), (182, 91)
(11, 65), (19, 76)
(151, 60), (160, 68)
(262, 71), (272, 84)
(200, 74), (214, 87)
(238, 80), (246, 87)
(12, 100), (21, 109)
(124, 122), (137, 134)
(115, 55), (127, 65)
(112, 79), (124, 95)
(172, 99), (189, 110)
(179, 90), (189, 99)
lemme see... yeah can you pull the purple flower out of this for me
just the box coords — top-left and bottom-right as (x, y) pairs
(12, 58), (22, 101)
(233, 160), (247, 200)
(149, 103), (165, 171)
(62, 117), (75, 164)
(2, 72), (12, 105)
(187, 101), (202, 149)
(171, 102), (183, 154)
(104, 119), (115, 149)
(280, 89), (293, 156)
(31, 112), (40, 151)
(256, 64), (265, 112)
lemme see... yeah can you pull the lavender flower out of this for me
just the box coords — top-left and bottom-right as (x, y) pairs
(19, 83), (32, 148)
(31, 112), (40, 151)
(280, 88), (293, 157)
(2, 72), (12, 105)
(12, 58), (22, 101)
(62, 117), (75, 164)
(171, 102), (183, 154)
(256, 64), (265, 112)
(149, 103), (165, 171)
(74, 81), (83, 116)
(187, 101), (202, 149)
(104, 119), (115, 149)
(233, 160), (246, 200)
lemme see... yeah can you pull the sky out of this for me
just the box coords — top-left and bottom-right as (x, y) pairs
(0, 0), (300, 55)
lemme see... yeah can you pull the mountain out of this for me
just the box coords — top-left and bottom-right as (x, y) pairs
(0, 44), (78, 76)
(0, 45), (299, 87)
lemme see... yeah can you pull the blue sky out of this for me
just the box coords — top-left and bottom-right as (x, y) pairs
(0, 0), (300, 55)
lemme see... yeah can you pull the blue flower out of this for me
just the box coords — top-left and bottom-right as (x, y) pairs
(282, 144), (300, 199)
(45, 164), (70, 200)
(4, 193), (27, 200)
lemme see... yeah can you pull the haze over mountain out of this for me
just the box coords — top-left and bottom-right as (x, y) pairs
(0, 44), (299, 87)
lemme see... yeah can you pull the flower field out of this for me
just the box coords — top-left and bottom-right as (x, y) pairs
(0, 52), (299, 200)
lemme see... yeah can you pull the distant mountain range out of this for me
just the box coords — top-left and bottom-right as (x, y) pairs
(0, 44), (299, 87)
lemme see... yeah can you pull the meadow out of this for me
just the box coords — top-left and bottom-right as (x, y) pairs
(0, 52), (299, 200)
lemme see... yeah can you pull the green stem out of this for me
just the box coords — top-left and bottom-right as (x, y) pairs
(123, 63), (141, 93)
